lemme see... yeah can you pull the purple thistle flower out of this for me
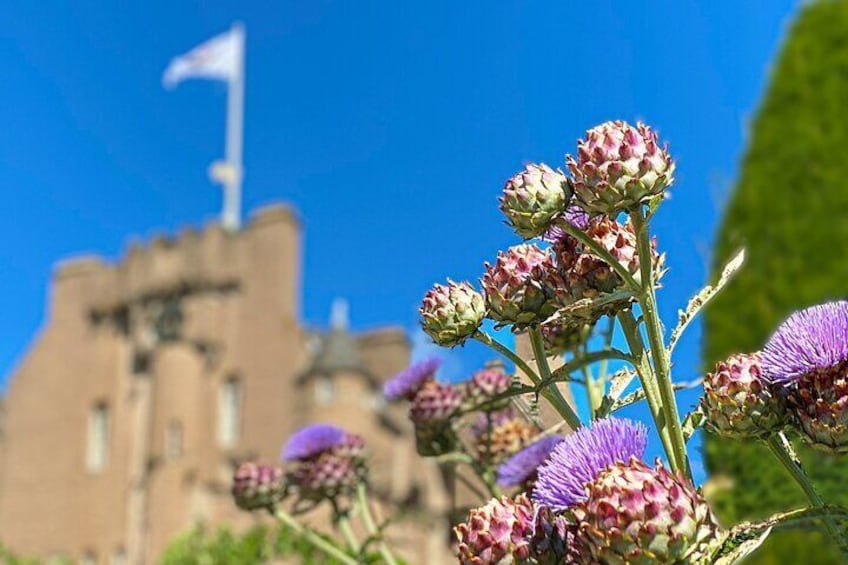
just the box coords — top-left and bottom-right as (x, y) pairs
(542, 206), (590, 243)
(532, 417), (648, 512)
(383, 357), (441, 400)
(761, 301), (848, 385)
(563, 205), (590, 230)
(281, 423), (347, 461)
(496, 435), (564, 488)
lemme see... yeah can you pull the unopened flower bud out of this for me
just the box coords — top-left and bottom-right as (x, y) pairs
(420, 280), (486, 347)
(232, 462), (286, 511)
(499, 163), (571, 238)
(567, 120), (674, 215)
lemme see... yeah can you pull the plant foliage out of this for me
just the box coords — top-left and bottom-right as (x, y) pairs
(703, 1), (848, 562)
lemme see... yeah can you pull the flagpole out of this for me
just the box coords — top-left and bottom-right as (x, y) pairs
(223, 22), (245, 231)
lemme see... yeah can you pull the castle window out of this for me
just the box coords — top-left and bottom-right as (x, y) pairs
(131, 350), (152, 375)
(166, 420), (184, 460)
(217, 377), (241, 448)
(86, 402), (110, 473)
(315, 375), (335, 404)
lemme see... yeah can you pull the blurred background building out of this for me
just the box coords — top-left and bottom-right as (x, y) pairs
(0, 204), (454, 564)
(0, 1), (824, 563)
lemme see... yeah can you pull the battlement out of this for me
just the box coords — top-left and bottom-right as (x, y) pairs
(50, 204), (300, 319)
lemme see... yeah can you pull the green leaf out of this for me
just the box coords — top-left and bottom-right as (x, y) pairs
(669, 248), (745, 355)
(709, 526), (773, 565)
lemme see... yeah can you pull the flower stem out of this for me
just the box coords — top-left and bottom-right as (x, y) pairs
(270, 507), (358, 565)
(474, 330), (581, 429)
(528, 328), (582, 430)
(474, 331), (540, 382)
(356, 483), (399, 565)
(584, 368), (602, 420)
(630, 207), (690, 478)
(336, 514), (360, 554)
(617, 310), (675, 465)
(597, 317), (616, 385)
(765, 433), (848, 555)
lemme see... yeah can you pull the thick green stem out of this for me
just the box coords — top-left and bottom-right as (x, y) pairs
(474, 331), (540, 383)
(528, 328), (582, 429)
(336, 515), (359, 554)
(475, 331), (581, 429)
(617, 310), (676, 467)
(356, 484), (399, 565)
(549, 349), (632, 383)
(271, 507), (358, 565)
(584, 370), (601, 420)
(597, 317), (616, 386)
(631, 207), (689, 478)
(766, 434), (848, 555)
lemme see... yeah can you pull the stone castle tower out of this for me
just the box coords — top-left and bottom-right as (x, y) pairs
(0, 204), (452, 564)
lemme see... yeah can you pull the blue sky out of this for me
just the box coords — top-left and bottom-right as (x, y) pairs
(0, 1), (799, 479)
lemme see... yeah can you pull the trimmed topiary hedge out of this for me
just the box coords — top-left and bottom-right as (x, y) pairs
(703, 1), (848, 563)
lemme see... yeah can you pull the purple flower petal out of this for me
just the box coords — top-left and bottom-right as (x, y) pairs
(383, 357), (441, 400)
(496, 435), (564, 487)
(761, 301), (848, 384)
(542, 206), (590, 243)
(532, 417), (648, 512)
(281, 423), (347, 461)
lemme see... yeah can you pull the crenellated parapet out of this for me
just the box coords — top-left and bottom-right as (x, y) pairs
(49, 205), (300, 330)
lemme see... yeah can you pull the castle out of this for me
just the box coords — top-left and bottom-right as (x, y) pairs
(0, 204), (454, 564)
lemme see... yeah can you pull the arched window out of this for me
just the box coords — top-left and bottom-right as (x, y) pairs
(217, 377), (241, 448)
(86, 401), (110, 473)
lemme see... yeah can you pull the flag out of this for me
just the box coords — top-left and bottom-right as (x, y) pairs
(163, 27), (243, 89)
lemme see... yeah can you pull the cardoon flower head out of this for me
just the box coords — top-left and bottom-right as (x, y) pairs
(762, 302), (848, 452)
(454, 494), (535, 564)
(701, 352), (787, 439)
(567, 120), (674, 215)
(481, 244), (564, 329)
(473, 407), (540, 464)
(499, 163), (571, 239)
(284, 427), (367, 501)
(408, 379), (464, 456)
(541, 206), (590, 275)
(383, 357), (441, 401)
(539, 317), (595, 355)
(420, 280), (486, 347)
(496, 435), (563, 488)
(556, 217), (663, 319)
(232, 462), (286, 511)
(761, 301), (848, 384)
(532, 507), (592, 564)
(281, 423), (347, 461)
(574, 459), (717, 564)
(409, 379), (464, 425)
(470, 406), (520, 437)
(533, 417), (648, 512)
(466, 366), (512, 401)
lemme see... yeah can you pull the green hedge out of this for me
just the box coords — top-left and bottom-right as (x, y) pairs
(703, 1), (848, 563)
(159, 524), (359, 565)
